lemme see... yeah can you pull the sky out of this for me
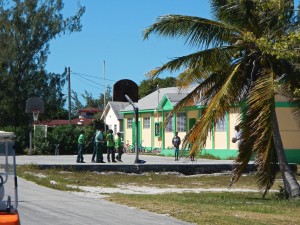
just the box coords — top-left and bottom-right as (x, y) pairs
(45, 0), (212, 105)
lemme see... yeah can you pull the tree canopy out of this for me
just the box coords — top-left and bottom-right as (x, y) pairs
(144, 0), (300, 198)
(0, 0), (85, 127)
(139, 77), (177, 99)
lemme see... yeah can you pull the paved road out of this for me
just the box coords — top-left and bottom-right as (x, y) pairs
(17, 178), (194, 225)
(16, 153), (235, 165)
(15, 154), (235, 224)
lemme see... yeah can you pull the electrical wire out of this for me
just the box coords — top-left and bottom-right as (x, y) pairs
(71, 71), (116, 82)
(72, 72), (106, 88)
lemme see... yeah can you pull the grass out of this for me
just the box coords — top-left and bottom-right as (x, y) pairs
(17, 164), (300, 225)
(108, 192), (300, 225)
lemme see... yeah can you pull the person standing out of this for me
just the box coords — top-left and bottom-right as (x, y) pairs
(115, 132), (123, 162)
(91, 127), (98, 163)
(172, 132), (181, 161)
(106, 129), (116, 162)
(95, 127), (105, 163)
(77, 130), (85, 163)
(232, 125), (241, 146)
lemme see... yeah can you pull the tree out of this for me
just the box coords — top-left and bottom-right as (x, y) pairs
(71, 90), (84, 118)
(139, 77), (177, 99)
(82, 85), (112, 108)
(144, 0), (300, 198)
(0, 0), (85, 126)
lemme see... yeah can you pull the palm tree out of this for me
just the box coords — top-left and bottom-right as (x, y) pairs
(144, 0), (300, 198)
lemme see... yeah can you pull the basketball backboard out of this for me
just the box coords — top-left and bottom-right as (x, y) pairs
(113, 79), (138, 102)
(25, 97), (44, 113)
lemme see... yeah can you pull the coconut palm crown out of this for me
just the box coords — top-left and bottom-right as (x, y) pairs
(144, 0), (300, 198)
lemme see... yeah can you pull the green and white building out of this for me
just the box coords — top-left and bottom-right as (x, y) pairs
(119, 87), (300, 163)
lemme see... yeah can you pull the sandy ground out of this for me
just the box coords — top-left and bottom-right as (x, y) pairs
(69, 184), (265, 199)
(32, 171), (274, 199)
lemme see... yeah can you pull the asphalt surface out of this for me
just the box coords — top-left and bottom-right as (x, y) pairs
(17, 178), (194, 225)
(16, 153), (235, 165)
(16, 154), (232, 225)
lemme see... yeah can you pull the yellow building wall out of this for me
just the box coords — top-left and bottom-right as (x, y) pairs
(140, 114), (152, 147)
(277, 107), (300, 149)
(204, 132), (213, 150)
(214, 132), (227, 149)
(187, 110), (198, 126)
(165, 131), (176, 149)
(123, 104), (300, 153)
(123, 116), (133, 145)
(229, 109), (240, 150)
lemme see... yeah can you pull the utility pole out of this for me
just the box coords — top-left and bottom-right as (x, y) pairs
(68, 67), (71, 124)
(103, 60), (106, 132)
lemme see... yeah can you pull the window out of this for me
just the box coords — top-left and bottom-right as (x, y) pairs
(176, 112), (186, 132)
(165, 113), (173, 132)
(216, 117), (226, 131)
(143, 117), (150, 129)
(114, 124), (117, 134)
(127, 118), (133, 129)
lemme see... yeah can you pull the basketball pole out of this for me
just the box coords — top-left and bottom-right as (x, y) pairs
(103, 60), (106, 133)
(68, 67), (71, 124)
(125, 94), (141, 164)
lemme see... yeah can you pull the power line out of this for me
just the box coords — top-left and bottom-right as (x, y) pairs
(72, 72), (106, 88)
(72, 75), (105, 90)
(71, 71), (116, 82)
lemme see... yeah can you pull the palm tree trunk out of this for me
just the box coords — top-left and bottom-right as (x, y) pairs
(273, 109), (300, 198)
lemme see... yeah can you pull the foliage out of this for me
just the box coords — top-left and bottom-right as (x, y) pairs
(71, 86), (112, 115)
(71, 90), (84, 118)
(0, 125), (29, 154)
(39, 125), (95, 155)
(144, 0), (300, 197)
(139, 77), (177, 99)
(274, 185), (289, 200)
(0, 0), (85, 127)
(33, 125), (51, 155)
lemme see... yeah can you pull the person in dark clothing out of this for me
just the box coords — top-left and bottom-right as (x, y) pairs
(95, 127), (105, 163)
(91, 128), (98, 163)
(172, 132), (181, 161)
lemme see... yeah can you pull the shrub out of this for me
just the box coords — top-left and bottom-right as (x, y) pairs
(33, 125), (94, 155)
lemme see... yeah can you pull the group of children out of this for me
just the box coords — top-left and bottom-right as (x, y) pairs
(77, 128), (124, 163)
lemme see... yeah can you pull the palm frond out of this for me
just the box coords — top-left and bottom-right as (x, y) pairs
(211, 0), (295, 34)
(231, 69), (278, 192)
(144, 15), (242, 49)
(275, 61), (300, 121)
(146, 46), (238, 78)
(182, 63), (243, 152)
(211, 0), (259, 32)
(176, 67), (210, 88)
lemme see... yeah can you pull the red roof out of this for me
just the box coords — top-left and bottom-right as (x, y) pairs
(40, 118), (94, 127)
(78, 108), (102, 113)
(38, 108), (101, 127)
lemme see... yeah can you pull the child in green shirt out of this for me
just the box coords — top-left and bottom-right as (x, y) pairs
(115, 132), (123, 161)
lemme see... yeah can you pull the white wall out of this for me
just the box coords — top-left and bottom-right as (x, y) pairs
(105, 107), (120, 134)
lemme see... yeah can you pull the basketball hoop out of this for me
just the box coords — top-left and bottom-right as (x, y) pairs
(32, 110), (40, 123)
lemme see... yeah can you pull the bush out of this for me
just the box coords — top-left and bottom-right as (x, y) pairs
(274, 186), (289, 200)
(1, 120), (106, 155)
(0, 126), (29, 154)
(32, 125), (94, 155)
